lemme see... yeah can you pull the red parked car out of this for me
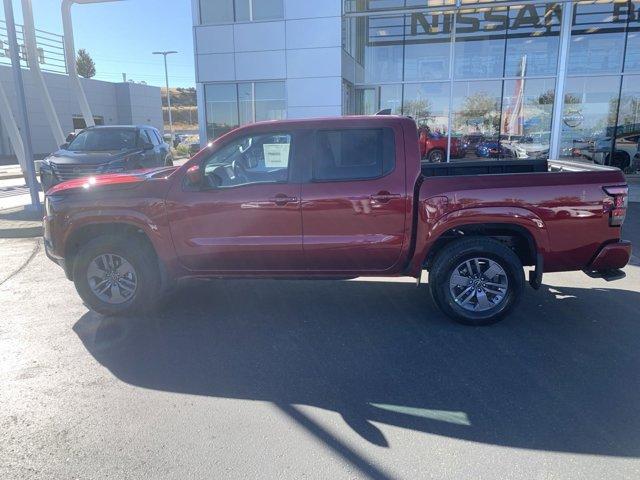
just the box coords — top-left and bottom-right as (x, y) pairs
(419, 128), (466, 162)
(43, 116), (631, 325)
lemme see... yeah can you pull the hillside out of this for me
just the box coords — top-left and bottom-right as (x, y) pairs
(161, 87), (198, 130)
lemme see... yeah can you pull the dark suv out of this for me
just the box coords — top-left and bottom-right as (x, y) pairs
(40, 125), (173, 192)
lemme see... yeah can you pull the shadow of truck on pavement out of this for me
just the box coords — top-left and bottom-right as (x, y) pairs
(74, 277), (640, 458)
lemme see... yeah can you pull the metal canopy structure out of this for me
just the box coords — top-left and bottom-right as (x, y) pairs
(61, 0), (124, 129)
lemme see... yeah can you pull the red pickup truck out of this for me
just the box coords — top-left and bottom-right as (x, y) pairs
(43, 116), (631, 326)
(418, 128), (466, 162)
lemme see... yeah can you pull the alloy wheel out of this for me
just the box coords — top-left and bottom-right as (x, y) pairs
(87, 254), (138, 304)
(448, 257), (509, 312)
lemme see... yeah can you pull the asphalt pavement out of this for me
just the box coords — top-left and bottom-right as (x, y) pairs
(0, 208), (639, 479)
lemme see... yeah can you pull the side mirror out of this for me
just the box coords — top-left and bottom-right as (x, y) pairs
(60, 143), (69, 150)
(142, 142), (154, 151)
(185, 164), (203, 187)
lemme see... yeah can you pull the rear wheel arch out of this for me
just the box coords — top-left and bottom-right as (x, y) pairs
(423, 223), (539, 271)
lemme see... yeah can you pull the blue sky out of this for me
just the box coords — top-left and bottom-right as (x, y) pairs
(3, 0), (196, 87)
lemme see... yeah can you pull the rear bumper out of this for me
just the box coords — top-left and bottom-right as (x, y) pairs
(586, 240), (632, 271)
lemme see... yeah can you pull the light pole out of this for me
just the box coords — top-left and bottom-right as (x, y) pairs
(153, 51), (177, 142)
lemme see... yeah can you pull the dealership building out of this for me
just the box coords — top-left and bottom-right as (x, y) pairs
(192, 0), (640, 167)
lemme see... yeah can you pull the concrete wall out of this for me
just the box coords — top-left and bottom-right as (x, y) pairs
(193, 0), (343, 142)
(0, 65), (162, 160)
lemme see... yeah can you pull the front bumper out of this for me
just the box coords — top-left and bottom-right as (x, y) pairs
(43, 214), (69, 278)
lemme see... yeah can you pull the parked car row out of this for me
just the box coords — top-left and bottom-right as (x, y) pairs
(419, 131), (552, 162)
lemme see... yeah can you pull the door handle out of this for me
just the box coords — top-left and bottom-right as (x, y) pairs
(269, 194), (298, 206)
(370, 192), (401, 204)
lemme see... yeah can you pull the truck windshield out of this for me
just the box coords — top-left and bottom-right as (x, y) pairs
(67, 129), (137, 152)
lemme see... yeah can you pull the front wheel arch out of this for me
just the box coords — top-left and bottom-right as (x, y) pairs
(64, 222), (159, 281)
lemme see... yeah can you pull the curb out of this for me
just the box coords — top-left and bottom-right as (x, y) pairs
(0, 173), (25, 181)
(0, 206), (43, 239)
(0, 225), (43, 239)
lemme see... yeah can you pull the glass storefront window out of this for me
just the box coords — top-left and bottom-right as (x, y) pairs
(452, 80), (502, 159)
(568, 2), (626, 75)
(504, 4), (562, 77)
(403, 82), (450, 133)
(356, 84), (403, 115)
(625, 30), (640, 72)
(360, 15), (405, 83)
(404, 11), (452, 81)
(205, 82), (286, 140)
(560, 76), (621, 163)
(453, 9), (507, 79)
(205, 83), (239, 140)
(199, 0), (283, 24)
(501, 78), (555, 159)
(238, 83), (253, 126)
(613, 75), (640, 171)
(200, 0), (233, 24)
(346, 1), (640, 163)
(255, 82), (287, 122)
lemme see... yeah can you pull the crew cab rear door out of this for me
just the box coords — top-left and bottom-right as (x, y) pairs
(300, 124), (409, 272)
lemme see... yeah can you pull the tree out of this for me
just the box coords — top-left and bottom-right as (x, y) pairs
(536, 90), (581, 105)
(455, 92), (501, 133)
(76, 49), (96, 79)
(403, 99), (433, 125)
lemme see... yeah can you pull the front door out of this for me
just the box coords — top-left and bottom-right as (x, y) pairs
(167, 131), (303, 272)
(301, 126), (409, 272)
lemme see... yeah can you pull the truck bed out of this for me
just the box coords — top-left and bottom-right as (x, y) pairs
(422, 159), (549, 177)
(421, 158), (622, 177)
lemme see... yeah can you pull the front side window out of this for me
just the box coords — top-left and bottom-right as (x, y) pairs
(314, 129), (395, 181)
(202, 133), (292, 188)
(146, 129), (160, 146)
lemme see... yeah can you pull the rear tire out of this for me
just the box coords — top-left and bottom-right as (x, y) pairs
(606, 152), (630, 170)
(429, 237), (524, 326)
(72, 235), (160, 316)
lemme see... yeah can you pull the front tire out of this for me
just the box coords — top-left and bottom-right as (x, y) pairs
(428, 149), (445, 163)
(72, 235), (160, 316)
(429, 237), (525, 326)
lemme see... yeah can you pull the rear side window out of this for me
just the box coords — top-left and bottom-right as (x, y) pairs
(313, 128), (395, 181)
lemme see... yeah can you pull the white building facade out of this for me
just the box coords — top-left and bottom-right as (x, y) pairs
(193, 0), (640, 169)
(192, 0), (344, 142)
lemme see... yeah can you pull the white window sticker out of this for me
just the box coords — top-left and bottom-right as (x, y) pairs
(263, 143), (290, 168)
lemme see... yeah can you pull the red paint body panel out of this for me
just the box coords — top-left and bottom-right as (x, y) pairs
(43, 116), (631, 285)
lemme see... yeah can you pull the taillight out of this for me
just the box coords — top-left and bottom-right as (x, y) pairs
(603, 186), (628, 227)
